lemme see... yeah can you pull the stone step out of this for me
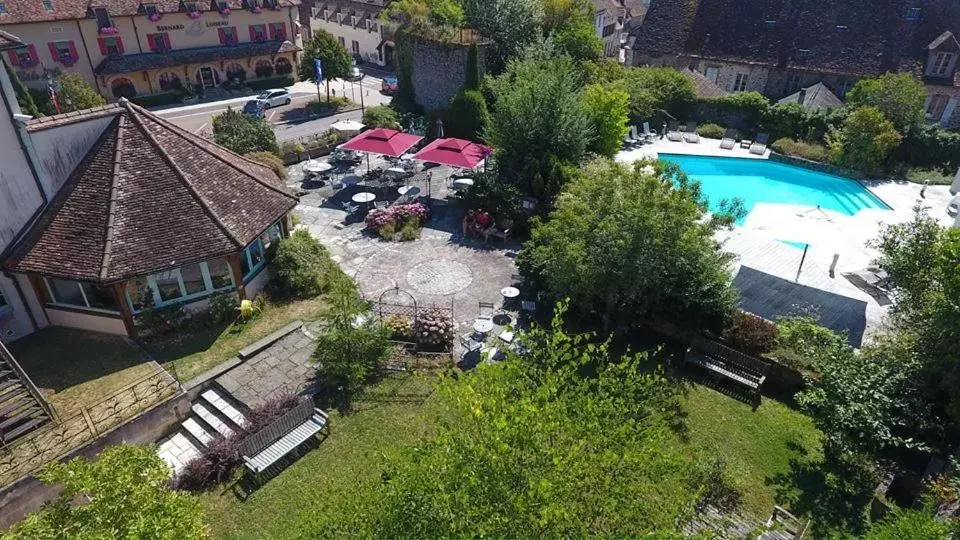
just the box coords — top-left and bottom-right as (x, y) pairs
(191, 402), (234, 438)
(156, 432), (202, 475)
(181, 416), (214, 447)
(200, 388), (247, 428)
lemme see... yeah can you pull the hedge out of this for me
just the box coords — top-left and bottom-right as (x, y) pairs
(896, 124), (960, 169)
(132, 91), (183, 108)
(246, 76), (294, 92)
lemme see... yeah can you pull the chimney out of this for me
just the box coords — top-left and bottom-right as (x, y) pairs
(798, 88), (806, 105)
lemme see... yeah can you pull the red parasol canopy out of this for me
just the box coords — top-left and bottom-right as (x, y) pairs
(339, 128), (424, 157)
(412, 137), (493, 169)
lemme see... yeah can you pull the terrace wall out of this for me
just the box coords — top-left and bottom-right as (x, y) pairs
(400, 33), (490, 112)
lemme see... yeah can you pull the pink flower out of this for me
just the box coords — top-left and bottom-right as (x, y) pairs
(187, 10), (202, 19)
(251, 6), (262, 13)
(148, 12), (162, 22)
(219, 7), (231, 15)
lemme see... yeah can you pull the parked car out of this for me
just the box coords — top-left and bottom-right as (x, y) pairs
(349, 66), (363, 81)
(381, 76), (399, 94)
(242, 99), (265, 119)
(256, 88), (291, 108)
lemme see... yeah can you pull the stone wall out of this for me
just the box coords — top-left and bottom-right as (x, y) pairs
(399, 34), (490, 113)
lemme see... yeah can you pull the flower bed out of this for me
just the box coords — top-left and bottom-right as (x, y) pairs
(364, 203), (430, 241)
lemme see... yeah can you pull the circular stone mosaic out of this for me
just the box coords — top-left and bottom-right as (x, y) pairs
(406, 260), (473, 295)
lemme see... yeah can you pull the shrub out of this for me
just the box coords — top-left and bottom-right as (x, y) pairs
(827, 106), (902, 175)
(245, 393), (300, 432)
(137, 302), (188, 335)
(896, 123), (960, 170)
(270, 230), (333, 297)
(305, 96), (351, 115)
(445, 89), (490, 141)
(213, 107), (279, 156)
(902, 166), (956, 185)
(399, 215), (421, 241)
(131, 91), (182, 108)
(846, 72), (926, 131)
(696, 123), (726, 139)
(722, 310), (778, 355)
(772, 315), (850, 371)
(362, 105), (400, 129)
(456, 171), (524, 226)
(581, 83), (630, 157)
(771, 138), (829, 162)
(279, 129), (343, 155)
(314, 319), (391, 412)
(244, 151), (287, 180)
(695, 91), (769, 129)
(383, 314), (414, 340)
(365, 203), (430, 240)
(378, 220), (397, 240)
(245, 75), (294, 91)
(414, 308), (455, 349)
(208, 292), (239, 325)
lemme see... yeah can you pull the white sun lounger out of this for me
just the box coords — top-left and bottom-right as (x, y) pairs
(666, 122), (683, 142)
(749, 133), (770, 155)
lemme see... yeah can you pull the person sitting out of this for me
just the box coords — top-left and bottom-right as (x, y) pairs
(462, 210), (476, 238)
(473, 209), (492, 235)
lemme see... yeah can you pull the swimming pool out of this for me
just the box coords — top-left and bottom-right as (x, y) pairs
(661, 154), (890, 222)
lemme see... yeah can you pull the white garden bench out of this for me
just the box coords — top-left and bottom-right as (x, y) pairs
(238, 399), (329, 484)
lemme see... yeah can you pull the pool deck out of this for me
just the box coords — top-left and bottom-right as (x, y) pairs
(615, 139), (957, 346)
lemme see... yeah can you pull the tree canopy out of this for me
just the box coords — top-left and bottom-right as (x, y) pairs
(364, 304), (711, 537)
(581, 83), (629, 157)
(486, 46), (592, 198)
(4, 444), (206, 539)
(541, 0), (603, 60)
(56, 72), (106, 113)
(846, 72), (927, 131)
(517, 158), (741, 334)
(827, 106), (902, 175)
(362, 105), (401, 129)
(212, 108), (279, 156)
(445, 89), (489, 141)
(460, 0), (541, 70)
(298, 28), (353, 98)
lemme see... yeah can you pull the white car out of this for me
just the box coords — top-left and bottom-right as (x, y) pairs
(256, 89), (291, 108)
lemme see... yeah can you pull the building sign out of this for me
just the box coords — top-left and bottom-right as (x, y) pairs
(206, 21), (229, 28)
(157, 24), (185, 32)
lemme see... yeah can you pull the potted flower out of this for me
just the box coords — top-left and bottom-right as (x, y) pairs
(219, 6), (230, 15)
(187, 10), (202, 19)
(148, 12), (162, 22)
(251, 5), (262, 13)
(98, 26), (119, 35)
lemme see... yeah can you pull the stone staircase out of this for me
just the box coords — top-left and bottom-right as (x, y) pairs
(0, 342), (54, 447)
(156, 386), (248, 475)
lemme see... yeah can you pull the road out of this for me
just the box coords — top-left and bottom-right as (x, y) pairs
(157, 74), (391, 139)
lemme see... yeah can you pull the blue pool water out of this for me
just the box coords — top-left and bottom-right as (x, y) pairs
(661, 154), (890, 223)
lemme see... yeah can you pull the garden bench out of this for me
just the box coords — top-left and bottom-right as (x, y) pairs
(238, 399), (329, 484)
(683, 338), (769, 404)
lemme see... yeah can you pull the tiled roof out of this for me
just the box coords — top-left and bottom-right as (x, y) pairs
(777, 82), (843, 111)
(25, 104), (122, 131)
(0, 29), (25, 50)
(314, 0), (385, 19)
(928, 30), (959, 50)
(630, 0), (960, 79)
(95, 39), (300, 75)
(0, 0), (299, 24)
(7, 99), (297, 283)
(683, 68), (727, 98)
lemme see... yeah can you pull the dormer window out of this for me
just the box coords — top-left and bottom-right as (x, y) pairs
(183, 1), (198, 12)
(143, 3), (158, 16)
(904, 7), (921, 21)
(0, 2), (7, 14)
(42, 0), (54, 12)
(796, 48), (810, 61)
(931, 52), (955, 77)
(94, 8), (113, 29)
(764, 20), (776, 30)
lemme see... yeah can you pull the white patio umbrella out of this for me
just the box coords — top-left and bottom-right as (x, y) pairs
(330, 119), (365, 135)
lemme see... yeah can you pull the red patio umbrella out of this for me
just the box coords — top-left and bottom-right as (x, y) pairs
(412, 137), (493, 169)
(340, 128), (424, 157)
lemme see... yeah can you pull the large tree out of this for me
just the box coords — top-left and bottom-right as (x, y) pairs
(460, 0), (541, 71)
(56, 72), (106, 113)
(486, 47), (592, 198)
(517, 158), (740, 334)
(581, 83), (629, 157)
(6, 444), (206, 539)
(369, 304), (711, 537)
(298, 29), (353, 101)
(826, 106), (902, 174)
(542, 0), (603, 60)
(846, 72), (927, 131)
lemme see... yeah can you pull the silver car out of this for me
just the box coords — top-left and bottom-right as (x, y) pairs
(256, 88), (291, 108)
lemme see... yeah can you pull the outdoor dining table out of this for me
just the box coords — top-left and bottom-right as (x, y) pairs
(501, 287), (520, 299)
(473, 318), (494, 334)
(303, 160), (333, 175)
(352, 192), (376, 210)
(452, 178), (474, 190)
(386, 167), (408, 176)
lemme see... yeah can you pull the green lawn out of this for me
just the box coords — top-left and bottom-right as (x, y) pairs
(903, 166), (956, 185)
(8, 327), (154, 417)
(139, 296), (331, 382)
(677, 384), (822, 518)
(200, 374), (437, 539)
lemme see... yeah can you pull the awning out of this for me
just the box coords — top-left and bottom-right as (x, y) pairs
(94, 40), (301, 75)
(412, 137), (493, 169)
(340, 128), (423, 157)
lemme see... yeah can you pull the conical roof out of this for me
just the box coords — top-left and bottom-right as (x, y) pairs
(8, 99), (297, 282)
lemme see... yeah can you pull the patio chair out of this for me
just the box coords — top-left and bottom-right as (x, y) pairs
(459, 332), (484, 353)
(749, 133), (770, 155)
(720, 128), (737, 150)
(630, 125), (643, 143)
(642, 122), (656, 142)
(374, 201), (388, 210)
(478, 301), (495, 320)
(341, 202), (360, 215)
(683, 122), (700, 143)
(666, 121), (683, 142)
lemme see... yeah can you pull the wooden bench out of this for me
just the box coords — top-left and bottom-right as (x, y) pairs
(684, 338), (769, 404)
(238, 399), (329, 484)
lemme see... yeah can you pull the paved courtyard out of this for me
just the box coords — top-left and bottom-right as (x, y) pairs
(293, 173), (522, 328)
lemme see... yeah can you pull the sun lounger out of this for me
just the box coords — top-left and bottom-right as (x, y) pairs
(948, 194), (960, 217)
(624, 126), (638, 146)
(642, 122), (656, 141)
(749, 133), (770, 155)
(683, 122), (700, 143)
(666, 121), (683, 142)
(720, 128), (737, 150)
